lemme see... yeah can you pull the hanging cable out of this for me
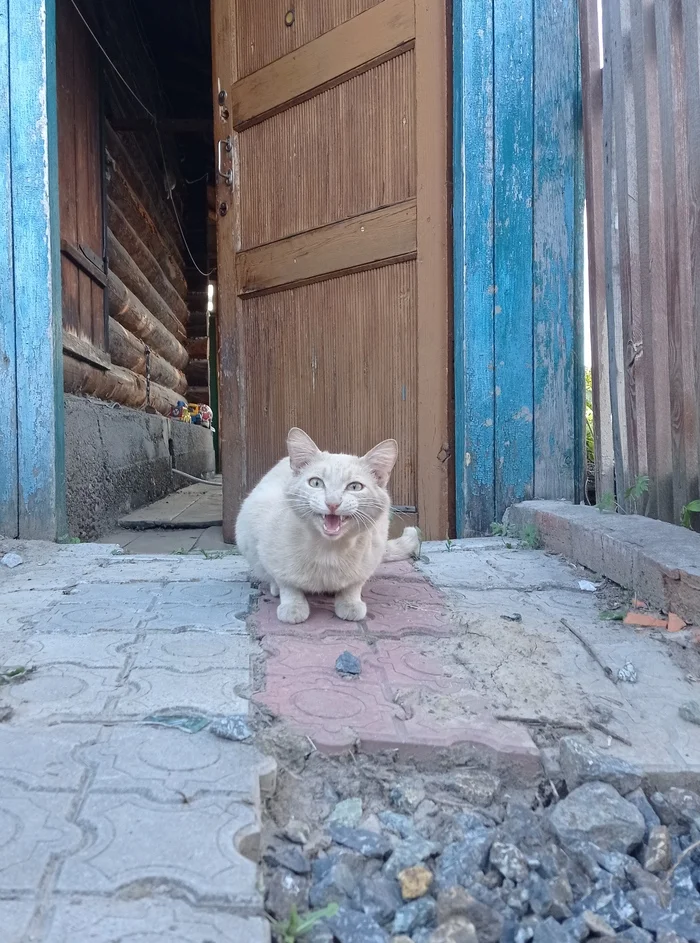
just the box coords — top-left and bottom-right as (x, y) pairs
(70, 0), (215, 279)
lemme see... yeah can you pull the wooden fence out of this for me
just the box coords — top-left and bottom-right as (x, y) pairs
(580, 0), (700, 525)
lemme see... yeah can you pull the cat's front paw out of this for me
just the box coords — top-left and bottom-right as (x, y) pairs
(277, 598), (310, 624)
(335, 597), (367, 622)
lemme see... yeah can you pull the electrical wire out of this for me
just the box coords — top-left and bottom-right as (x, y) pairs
(70, 0), (215, 279)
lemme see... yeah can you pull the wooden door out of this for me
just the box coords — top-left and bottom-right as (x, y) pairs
(211, 0), (450, 541)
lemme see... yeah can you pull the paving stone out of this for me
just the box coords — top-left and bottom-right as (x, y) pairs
(0, 783), (82, 892)
(43, 897), (270, 943)
(57, 792), (260, 904)
(81, 726), (276, 802)
(38, 584), (158, 632)
(416, 547), (582, 592)
(112, 666), (249, 717)
(145, 580), (252, 632)
(130, 629), (252, 670)
(0, 725), (98, 791)
(0, 899), (35, 943)
(0, 631), (137, 669)
(0, 590), (64, 632)
(3, 666), (120, 720)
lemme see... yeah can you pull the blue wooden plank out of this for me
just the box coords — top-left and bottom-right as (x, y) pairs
(9, 0), (66, 539)
(0, 0), (18, 536)
(494, 0), (535, 516)
(533, 0), (581, 499)
(453, 0), (495, 535)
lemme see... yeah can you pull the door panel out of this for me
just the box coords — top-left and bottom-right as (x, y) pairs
(212, 0), (449, 540)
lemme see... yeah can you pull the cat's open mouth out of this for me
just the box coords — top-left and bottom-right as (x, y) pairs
(322, 513), (346, 537)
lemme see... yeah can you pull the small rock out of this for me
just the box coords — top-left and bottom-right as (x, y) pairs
(336, 651), (362, 675)
(445, 770), (501, 807)
(435, 830), (493, 889)
(1, 552), (23, 568)
(549, 874), (574, 920)
(264, 842), (311, 875)
(329, 905), (389, 943)
(436, 890), (502, 943)
(490, 841), (529, 882)
(583, 909), (615, 936)
(380, 811), (417, 838)
(429, 919), (479, 943)
(361, 813), (384, 835)
(392, 937), (415, 943)
(679, 701), (700, 726)
(579, 580), (598, 592)
(384, 837), (440, 881)
(626, 788), (661, 837)
(358, 875), (404, 923)
(618, 929), (654, 943)
(0, 704), (13, 722)
(399, 865), (433, 900)
(657, 787), (700, 830)
(330, 824), (393, 859)
(209, 714), (253, 740)
(309, 851), (365, 908)
(559, 737), (642, 794)
(617, 661), (638, 683)
(391, 783), (426, 815)
(644, 825), (672, 873)
(657, 933), (690, 943)
(561, 915), (588, 943)
(626, 860), (672, 907)
(283, 818), (310, 845)
(415, 799), (439, 825)
(265, 868), (310, 919)
(331, 798), (364, 828)
(595, 848), (636, 880)
(548, 782), (646, 854)
(532, 916), (575, 943)
(393, 897), (437, 935)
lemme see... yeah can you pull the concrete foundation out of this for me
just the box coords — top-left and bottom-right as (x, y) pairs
(64, 394), (215, 540)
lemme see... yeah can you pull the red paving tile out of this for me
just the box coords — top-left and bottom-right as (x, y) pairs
(254, 568), (541, 772)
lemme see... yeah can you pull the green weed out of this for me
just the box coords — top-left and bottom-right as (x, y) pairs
(270, 903), (339, 943)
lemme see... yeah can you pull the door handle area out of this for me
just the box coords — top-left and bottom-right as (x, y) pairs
(217, 136), (233, 187)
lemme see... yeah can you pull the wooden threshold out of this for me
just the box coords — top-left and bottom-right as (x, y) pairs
(236, 200), (417, 296)
(230, 0), (415, 130)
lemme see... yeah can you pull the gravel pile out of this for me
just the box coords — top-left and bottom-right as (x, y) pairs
(263, 739), (700, 943)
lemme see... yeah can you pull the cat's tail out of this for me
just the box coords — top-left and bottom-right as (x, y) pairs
(383, 526), (421, 562)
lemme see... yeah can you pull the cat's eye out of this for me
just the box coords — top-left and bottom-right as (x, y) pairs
(308, 477), (323, 488)
(347, 482), (364, 492)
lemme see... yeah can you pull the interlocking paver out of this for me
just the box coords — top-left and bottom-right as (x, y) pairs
(113, 667), (249, 717)
(43, 898), (270, 943)
(0, 899), (35, 943)
(57, 792), (260, 905)
(0, 782), (82, 893)
(130, 629), (251, 671)
(80, 726), (276, 802)
(0, 632), (137, 669)
(0, 725), (97, 791)
(4, 666), (120, 721)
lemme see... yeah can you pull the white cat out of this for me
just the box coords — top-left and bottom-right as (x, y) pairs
(235, 428), (421, 624)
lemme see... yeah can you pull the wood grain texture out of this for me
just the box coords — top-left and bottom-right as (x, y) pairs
(63, 354), (180, 416)
(415, 0), (450, 540)
(10, 0), (66, 538)
(235, 0), (382, 78)
(0, 0), (18, 536)
(495, 0), (534, 512)
(629, 0), (674, 519)
(62, 330), (110, 369)
(107, 270), (189, 371)
(108, 318), (188, 395)
(533, 0), (582, 501)
(237, 200), (417, 295)
(107, 230), (186, 340)
(453, 0), (495, 535)
(230, 0), (415, 129)
(238, 51), (415, 249)
(578, 0), (615, 502)
(239, 264), (417, 507)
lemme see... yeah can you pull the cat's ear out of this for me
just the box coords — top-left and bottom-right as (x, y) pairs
(363, 439), (398, 487)
(287, 427), (320, 473)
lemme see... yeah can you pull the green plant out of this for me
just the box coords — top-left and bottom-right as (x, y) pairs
(490, 522), (506, 536)
(519, 524), (541, 549)
(445, 532), (453, 551)
(597, 491), (615, 512)
(585, 369), (595, 467)
(625, 474), (650, 514)
(681, 500), (700, 529)
(271, 904), (339, 943)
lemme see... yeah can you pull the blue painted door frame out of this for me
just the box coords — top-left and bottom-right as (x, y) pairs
(0, 0), (66, 540)
(453, 0), (585, 536)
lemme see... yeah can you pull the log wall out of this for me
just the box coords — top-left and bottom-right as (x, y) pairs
(56, 0), (191, 418)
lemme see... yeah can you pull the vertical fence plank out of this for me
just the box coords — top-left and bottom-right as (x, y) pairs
(682, 0), (700, 494)
(494, 0), (534, 513)
(533, 0), (581, 499)
(9, 0), (66, 539)
(0, 0), (18, 537)
(602, 0), (630, 503)
(578, 0), (615, 502)
(453, 0), (495, 534)
(655, 0), (693, 522)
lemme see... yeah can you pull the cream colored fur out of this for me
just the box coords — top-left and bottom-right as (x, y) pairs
(235, 428), (420, 624)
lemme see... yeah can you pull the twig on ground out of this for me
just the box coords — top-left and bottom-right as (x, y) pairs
(589, 720), (633, 746)
(561, 618), (616, 681)
(495, 714), (587, 731)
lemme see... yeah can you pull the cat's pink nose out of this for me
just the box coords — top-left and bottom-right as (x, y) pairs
(326, 502), (339, 513)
